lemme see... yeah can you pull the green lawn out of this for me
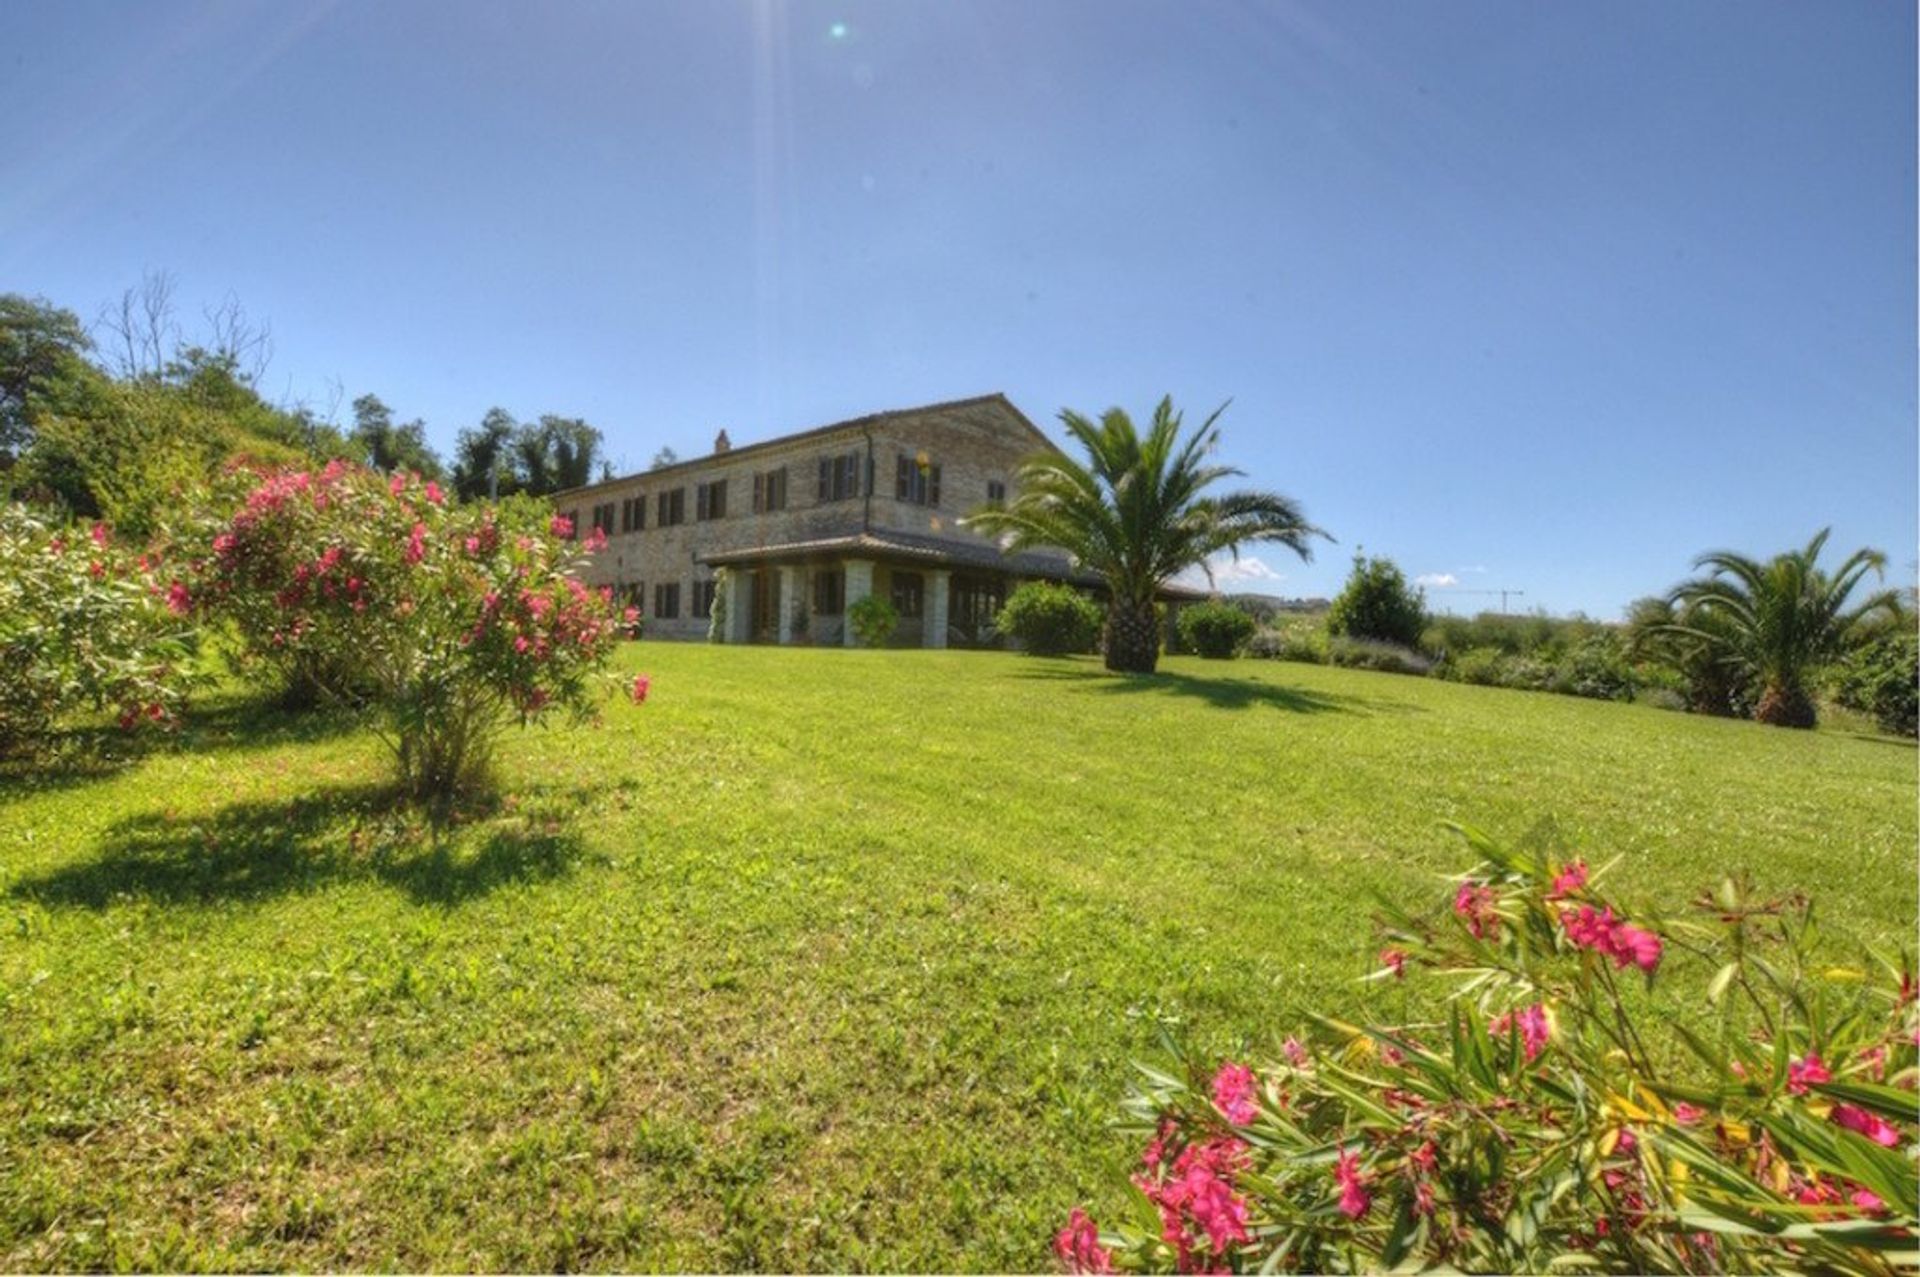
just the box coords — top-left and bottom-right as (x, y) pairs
(2, 647), (1912, 1270)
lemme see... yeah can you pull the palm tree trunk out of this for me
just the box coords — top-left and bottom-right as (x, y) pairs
(1755, 679), (1817, 729)
(1104, 597), (1161, 674)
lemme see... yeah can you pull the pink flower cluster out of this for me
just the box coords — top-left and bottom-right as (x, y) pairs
(1132, 1137), (1252, 1270)
(1211, 1062), (1258, 1126)
(1053, 1208), (1112, 1275)
(1548, 860), (1588, 898)
(1333, 1148), (1371, 1219)
(1453, 882), (1501, 939)
(1786, 1053), (1830, 1096)
(1831, 1103), (1899, 1148)
(1558, 904), (1663, 973)
(1489, 1002), (1551, 1062)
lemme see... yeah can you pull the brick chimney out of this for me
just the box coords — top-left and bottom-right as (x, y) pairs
(714, 429), (732, 454)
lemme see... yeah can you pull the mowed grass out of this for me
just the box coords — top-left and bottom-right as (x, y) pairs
(1, 647), (1912, 1270)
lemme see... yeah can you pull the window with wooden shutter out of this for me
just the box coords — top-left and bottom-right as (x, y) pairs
(894, 453), (942, 506)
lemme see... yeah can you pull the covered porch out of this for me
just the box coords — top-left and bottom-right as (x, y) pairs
(703, 530), (1088, 649)
(711, 557), (1014, 649)
(704, 530), (1203, 650)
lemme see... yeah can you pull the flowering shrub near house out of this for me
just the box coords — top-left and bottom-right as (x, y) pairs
(1059, 826), (1917, 1274)
(0, 503), (200, 755)
(200, 463), (630, 803)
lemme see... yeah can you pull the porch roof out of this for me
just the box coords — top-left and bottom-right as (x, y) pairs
(699, 530), (1207, 600)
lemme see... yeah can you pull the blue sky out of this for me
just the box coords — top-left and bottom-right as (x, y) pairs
(3, 1), (1913, 616)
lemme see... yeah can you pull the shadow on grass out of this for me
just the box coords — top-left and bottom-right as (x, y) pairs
(8, 781), (589, 910)
(1012, 663), (1422, 715)
(0, 695), (372, 800)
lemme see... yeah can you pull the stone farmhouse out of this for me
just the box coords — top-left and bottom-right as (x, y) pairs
(554, 393), (1197, 646)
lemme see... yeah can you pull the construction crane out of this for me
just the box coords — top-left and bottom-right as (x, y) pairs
(1437, 588), (1528, 614)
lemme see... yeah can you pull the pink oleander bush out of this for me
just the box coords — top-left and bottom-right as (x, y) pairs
(197, 463), (632, 803)
(0, 503), (200, 755)
(1061, 826), (1917, 1274)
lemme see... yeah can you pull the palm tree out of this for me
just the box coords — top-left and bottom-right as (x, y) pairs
(964, 398), (1326, 674)
(1666, 529), (1901, 728)
(1623, 595), (1748, 718)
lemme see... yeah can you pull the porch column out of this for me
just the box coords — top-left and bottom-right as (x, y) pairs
(777, 565), (801, 645)
(722, 569), (752, 644)
(842, 558), (874, 647)
(925, 569), (950, 649)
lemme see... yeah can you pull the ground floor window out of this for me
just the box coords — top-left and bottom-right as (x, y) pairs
(813, 568), (844, 616)
(692, 578), (717, 619)
(950, 573), (1005, 646)
(653, 581), (680, 620)
(890, 571), (924, 618)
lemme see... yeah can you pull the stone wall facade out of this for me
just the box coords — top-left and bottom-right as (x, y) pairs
(554, 394), (1073, 645)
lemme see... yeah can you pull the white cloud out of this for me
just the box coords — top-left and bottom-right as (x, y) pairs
(1177, 554), (1287, 591)
(1416, 572), (1460, 588)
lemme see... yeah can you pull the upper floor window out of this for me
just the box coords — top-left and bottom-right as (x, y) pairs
(817, 450), (864, 502)
(895, 452), (941, 506)
(753, 466), (788, 513)
(891, 571), (924, 618)
(621, 495), (647, 533)
(591, 502), (616, 537)
(657, 487), (686, 527)
(986, 479), (1007, 503)
(696, 479), (728, 520)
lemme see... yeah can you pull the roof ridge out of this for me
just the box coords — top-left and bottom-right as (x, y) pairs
(553, 392), (1037, 500)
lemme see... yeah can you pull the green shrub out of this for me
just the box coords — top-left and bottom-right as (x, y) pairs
(1059, 825), (1918, 1275)
(1327, 554), (1427, 649)
(1247, 621), (1327, 664)
(994, 581), (1101, 656)
(1550, 634), (1639, 702)
(1176, 601), (1256, 659)
(849, 593), (899, 649)
(1436, 639), (1636, 702)
(1831, 632), (1918, 737)
(1439, 645), (1505, 687)
(1326, 636), (1431, 676)
(1245, 630), (1304, 663)
(1424, 610), (1592, 659)
(0, 503), (202, 755)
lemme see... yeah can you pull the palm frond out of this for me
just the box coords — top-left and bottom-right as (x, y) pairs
(962, 399), (1327, 605)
